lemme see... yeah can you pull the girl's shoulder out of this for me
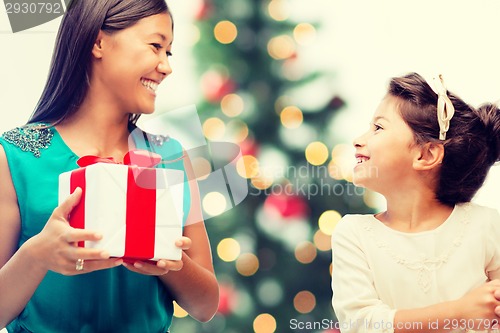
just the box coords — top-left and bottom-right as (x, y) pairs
(333, 213), (375, 237)
(465, 202), (500, 225)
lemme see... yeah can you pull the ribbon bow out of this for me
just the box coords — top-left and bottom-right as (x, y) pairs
(77, 150), (162, 168)
(432, 75), (455, 140)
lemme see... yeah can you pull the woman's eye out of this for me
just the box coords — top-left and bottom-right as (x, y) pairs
(166, 51), (173, 57)
(151, 43), (162, 50)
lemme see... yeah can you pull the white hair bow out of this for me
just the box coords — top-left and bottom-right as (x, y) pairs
(432, 75), (455, 140)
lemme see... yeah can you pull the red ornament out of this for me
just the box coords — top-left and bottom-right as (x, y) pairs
(239, 137), (259, 157)
(201, 71), (236, 103)
(263, 192), (309, 219)
(217, 284), (237, 315)
(194, 0), (214, 20)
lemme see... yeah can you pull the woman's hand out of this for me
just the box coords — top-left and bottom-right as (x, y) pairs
(122, 237), (192, 276)
(28, 188), (123, 275)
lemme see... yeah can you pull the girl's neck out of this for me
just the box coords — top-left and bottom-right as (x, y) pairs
(377, 190), (454, 233)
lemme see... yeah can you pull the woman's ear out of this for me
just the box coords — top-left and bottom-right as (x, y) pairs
(92, 30), (105, 59)
(413, 142), (445, 171)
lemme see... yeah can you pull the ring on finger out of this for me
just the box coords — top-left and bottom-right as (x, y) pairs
(75, 258), (85, 271)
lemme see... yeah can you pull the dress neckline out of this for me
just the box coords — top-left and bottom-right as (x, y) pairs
(368, 204), (461, 236)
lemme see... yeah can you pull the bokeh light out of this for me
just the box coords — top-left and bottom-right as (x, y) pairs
(191, 157), (212, 180)
(267, 35), (296, 60)
(294, 241), (317, 264)
(305, 141), (329, 166)
(318, 210), (342, 236)
(214, 20), (238, 44)
(236, 253), (260, 276)
(217, 238), (241, 262)
(280, 106), (303, 129)
(330, 143), (355, 181)
(251, 175), (274, 190)
(226, 119), (249, 143)
(203, 192), (227, 216)
(253, 313), (277, 333)
(236, 155), (260, 178)
(293, 23), (316, 46)
(313, 229), (332, 251)
(267, 0), (289, 21)
(203, 117), (226, 140)
(256, 279), (283, 307)
(221, 93), (245, 117)
(293, 290), (316, 314)
(173, 301), (188, 318)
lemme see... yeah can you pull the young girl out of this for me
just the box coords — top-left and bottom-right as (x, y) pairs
(0, 0), (219, 332)
(331, 72), (500, 332)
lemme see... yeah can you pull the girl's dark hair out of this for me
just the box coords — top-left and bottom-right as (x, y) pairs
(28, 0), (170, 126)
(388, 72), (500, 206)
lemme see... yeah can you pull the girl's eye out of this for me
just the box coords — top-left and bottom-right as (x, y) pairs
(151, 43), (162, 50)
(166, 51), (173, 57)
(372, 123), (383, 131)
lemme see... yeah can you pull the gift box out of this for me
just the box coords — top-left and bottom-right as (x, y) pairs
(58, 151), (184, 261)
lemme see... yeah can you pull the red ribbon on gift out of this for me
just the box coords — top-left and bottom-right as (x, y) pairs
(70, 150), (163, 259)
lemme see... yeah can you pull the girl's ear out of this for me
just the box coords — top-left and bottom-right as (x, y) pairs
(92, 30), (106, 59)
(413, 142), (444, 171)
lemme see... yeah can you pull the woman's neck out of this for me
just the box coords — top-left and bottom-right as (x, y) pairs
(55, 99), (132, 160)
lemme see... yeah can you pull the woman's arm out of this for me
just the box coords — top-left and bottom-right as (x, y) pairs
(0, 145), (121, 328)
(158, 155), (219, 322)
(123, 153), (219, 322)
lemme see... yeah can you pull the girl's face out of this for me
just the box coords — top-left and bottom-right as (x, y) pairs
(352, 95), (419, 194)
(92, 13), (173, 115)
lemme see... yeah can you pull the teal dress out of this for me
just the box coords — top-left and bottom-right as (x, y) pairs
(0, 123), (191, 333)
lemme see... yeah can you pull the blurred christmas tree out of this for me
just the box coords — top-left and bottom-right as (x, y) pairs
(169, 0), (374, 332)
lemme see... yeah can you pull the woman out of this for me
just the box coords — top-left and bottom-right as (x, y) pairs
(0, 0), (219, 332)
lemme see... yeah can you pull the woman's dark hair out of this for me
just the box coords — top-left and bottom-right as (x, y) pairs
(28, 0), (170, 126)
(388, 72), (500, 206)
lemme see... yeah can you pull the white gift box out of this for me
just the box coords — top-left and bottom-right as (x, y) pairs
(58, 162), (184, 261)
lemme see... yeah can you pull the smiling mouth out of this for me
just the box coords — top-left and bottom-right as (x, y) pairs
(141, 79), (159, 93)
(356, 156), (370, 164)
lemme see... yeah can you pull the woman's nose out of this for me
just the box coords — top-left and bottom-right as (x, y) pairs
(157, 55), (172, 76)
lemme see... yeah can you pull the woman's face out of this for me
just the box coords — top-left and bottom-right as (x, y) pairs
(92, 13), (173, 115)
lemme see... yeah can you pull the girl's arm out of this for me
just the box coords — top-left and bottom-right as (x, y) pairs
(332, 216), (500, 333)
